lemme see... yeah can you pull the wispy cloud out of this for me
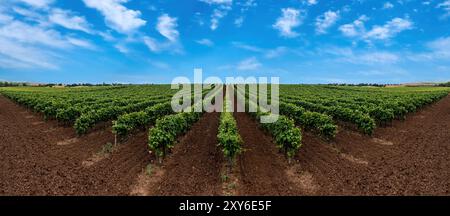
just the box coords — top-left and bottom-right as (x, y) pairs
(18, 0), (54, 9)
(233, 0), (257, 27)
(237, 57), (261, 70)
(0, 14), (13, 24)
(303, 0), (318, 6)
(408, 37), (450, 61)
(144, 14), (182, 54)
(437, 0), (450, 19)
(232, 42), (288, 59)
(49, 8), (93, 34)
(318, 46), (400, 65)
(273, 8), (303, 38)
(0, 20), (86, 49)
(365, 18), (413, 40)
(315, 10), (340, 34)
(196, 38), (214, 47)
(232, 41), (263, 52)
(114, 43), (129, 54)
(199, 0), (233, 4)
(0, 36), (58, 69)
(339, 15), (368, 38)
(199, 0), (233, 30)
(149, 60), (170, 70)
(156, 14), (179, 42)
(382, 2), (394, 10)
(82, 0), (146, 34)
(67, 37), (96, 50)
(264, 47), (288, 59)
(0, 9), (96, 70)
(234, 16), (244, 27)
(339, 16), (413, 42)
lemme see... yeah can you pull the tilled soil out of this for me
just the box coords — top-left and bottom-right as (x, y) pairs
(232, 95), (302, 195)
(1, 94), (450, 195)
(293, 95), (450, 195)
(0, 96), (150, 195)
(233, 112), (302, 195)
(148, 112), (224, 196)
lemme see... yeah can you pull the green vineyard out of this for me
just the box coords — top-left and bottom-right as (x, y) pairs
(0, 85), (449, 161)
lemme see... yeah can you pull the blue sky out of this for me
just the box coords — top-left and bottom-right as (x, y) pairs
(0, 0), (450, 84)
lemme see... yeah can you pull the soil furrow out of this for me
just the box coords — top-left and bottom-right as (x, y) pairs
(148, 112), (224, 196)
(232, 95), (302, 195)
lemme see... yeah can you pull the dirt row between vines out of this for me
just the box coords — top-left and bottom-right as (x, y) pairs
(1, 94), (449, 195)
(232, 94), (303, 195)
(0, 95), (152, 195)
(292, 95), (450, 195)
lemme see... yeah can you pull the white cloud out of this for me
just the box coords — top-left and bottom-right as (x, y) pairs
(232, 41), (264, 52)
(0, 1), (97, 70)
(199, 0), (233, 4)
(196, 38), (214, 47)
(356, 68), (407, 76)
(383, 2), (394, 9)
(83, 0), (146, 34)
(0, 36), (58, 69)
(0, 20), (72, 48)
(365, 18), (413, 40)
(319, 46), (400, 65)
(0, 17), (97, 70)
(409, 37), (450, 61)
(238, 0), (256, 11)
(199, 0), (233, 30)
(273, 8), (302, 38)
(143, 14), (182, 54)
(304, 0), (318, 6)
(210, 7), (230, 30)
(237, 57), (261, 70)
(437, 0), (450, 18)
(233, 0), (256, 28)
(49, 9), (93, 34)
(0, 14), (13, 24)
(143, 36), (160, 52)
(234, 16), (244, 27)
(339, 15), (368, 37)
(427, 37), (450, 52)
(315, 10), (340, 34)
(149, 60), (170, 70)
(264, 47), (287, 59)
(143, 36), (182, 54)
(114, 43), (129, 54)
(356, 52), (399, 64)
(339, 16), (413, 42)
(18, 0), (54, 8)
(67, 37), (96, 50)
(156, 14), (179, 42)
(232, 42), (288, 59)
(12, 7), (49, 25)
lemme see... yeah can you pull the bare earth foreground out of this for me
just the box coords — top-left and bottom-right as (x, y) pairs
(0, 95), (449, 195)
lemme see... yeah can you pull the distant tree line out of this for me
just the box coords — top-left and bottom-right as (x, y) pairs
(0, 81), (28, 87)
(327, 83), (387, 87)
(64, 83), (127, 87)
(0, 82), (131, 87)
(437, 82), (450, 87)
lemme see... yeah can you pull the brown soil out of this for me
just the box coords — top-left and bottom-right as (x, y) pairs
(233, 112), (303, 195)
(148, 112), (224, 196)
(232, 95), (302, 195)
(292, 95), (450, 195)
(1, 93), (450, 196)
(0, 96), (150, 195)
